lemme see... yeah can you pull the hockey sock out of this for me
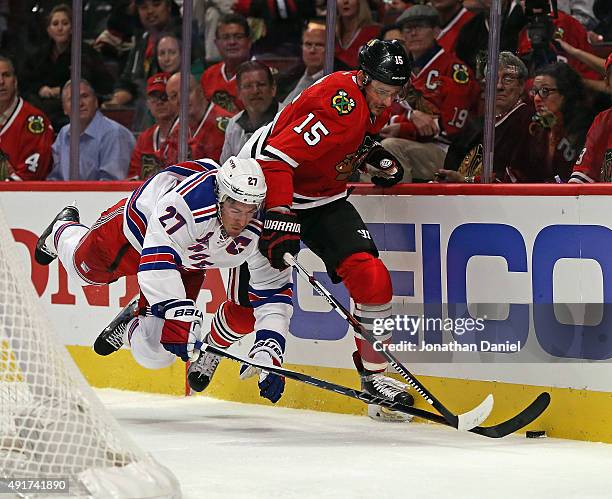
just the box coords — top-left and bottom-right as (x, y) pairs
(208, 301), (255, 349)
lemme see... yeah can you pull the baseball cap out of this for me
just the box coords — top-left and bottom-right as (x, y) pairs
(146, 72), (170, 95)
(397, 4), (440, 27)
(606, 52), (612, 74)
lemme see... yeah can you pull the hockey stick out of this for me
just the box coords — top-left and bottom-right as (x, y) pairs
(194, 342), (550, 438)
(284, 253), (493, 431)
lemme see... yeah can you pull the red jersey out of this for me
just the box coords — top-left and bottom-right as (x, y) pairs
(517, 10), (601, 80)
(199, 62), (243, 113)
(0, 97), (53, 180)
(163, 103), (232, 164)
(570, 109), (612, 183)
(127, 120), (179, 180)
(390, 47), (481, 141)
(240, 71), (389, 209)
(335, 25), (381, 69)
(436, 7), (475, 55)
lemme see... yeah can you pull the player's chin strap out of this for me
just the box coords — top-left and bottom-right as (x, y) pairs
(282, 253), (494, 431)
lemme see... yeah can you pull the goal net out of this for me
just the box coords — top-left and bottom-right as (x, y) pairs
(0, 206), (180, 498)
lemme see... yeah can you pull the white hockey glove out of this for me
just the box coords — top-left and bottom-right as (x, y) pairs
(239, 330), (286, 403)
(152, 299), (204, 362)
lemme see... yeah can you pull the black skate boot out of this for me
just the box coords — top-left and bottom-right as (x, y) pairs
(187, 336), (221, 392)
(353, 351), (415, 406)
(94, 297), (139, 356)
(35, 205), (80, 265)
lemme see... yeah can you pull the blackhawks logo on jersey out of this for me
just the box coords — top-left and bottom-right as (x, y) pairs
(27, 115), (45, 134)
(212, 91), (237, 113)
(216, 116), (229, 132)
(601, 150), (612, 183)
(452, 64), (470, 85)
(331, 89), (355, 116)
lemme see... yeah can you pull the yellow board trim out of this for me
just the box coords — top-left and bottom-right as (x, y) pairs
(68, 346), (612, 443)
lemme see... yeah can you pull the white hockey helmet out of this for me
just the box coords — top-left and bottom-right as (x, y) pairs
(216, 156), (267, 207)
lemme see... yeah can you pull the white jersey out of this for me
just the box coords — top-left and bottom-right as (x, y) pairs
(124, 160), (292, 336)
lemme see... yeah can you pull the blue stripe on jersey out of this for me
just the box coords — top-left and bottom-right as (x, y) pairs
(194, 213), (217, 224)
(250, 295), (293, 308)
(126, 175), (157, 246)
(138, 262), (177, 272)
(248, 283), (292, 298)
(142, 245), (183, 266)
(179, 172), (218, 214)
(192, 159), (218, 171)
(245, 224), (261, 237)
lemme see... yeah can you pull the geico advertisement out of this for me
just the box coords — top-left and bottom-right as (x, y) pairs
(3, 190), (612, 391)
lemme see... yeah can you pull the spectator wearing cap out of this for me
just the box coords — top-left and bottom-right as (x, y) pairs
(569, 53), (612, 183)
(379, 4), (480, 182)
(48, 79), (135, 180)
(220, 61), (281, 163)
(430, 0), (475, 53)
(127, 72), (176, 180)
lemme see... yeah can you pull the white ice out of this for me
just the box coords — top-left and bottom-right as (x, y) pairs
(99, 389), (612, 499)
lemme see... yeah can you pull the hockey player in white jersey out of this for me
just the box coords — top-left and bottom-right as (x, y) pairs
(35, 157), (292, 403)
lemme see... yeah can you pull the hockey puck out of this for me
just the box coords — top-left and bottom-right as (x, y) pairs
(526, 430), (546, 438)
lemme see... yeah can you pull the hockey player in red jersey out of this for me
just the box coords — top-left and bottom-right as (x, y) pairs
(0, 57), (54, 180)
(569, 53), (612, 183)
(188, 39), (416, 411)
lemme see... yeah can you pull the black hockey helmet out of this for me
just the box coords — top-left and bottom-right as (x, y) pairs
(358, 39), (412, 87)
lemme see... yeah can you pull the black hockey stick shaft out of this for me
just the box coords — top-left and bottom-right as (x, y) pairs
(284, 253), (467, 428)
(196, 342), (550, 438)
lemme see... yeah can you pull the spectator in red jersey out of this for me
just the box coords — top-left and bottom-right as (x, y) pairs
(127, 73), (177, 180)
(431, 0), (475, 53)
(0, 56), (54, 181)
(380, 4), (481, 181)
(436, 52), (538, 183)
(527, 62), (596, 182)
(164, 71), (232, 164)
(570, 53), (612, 182)
(199, 13), (251, 113)
(335, 0), (381, 69)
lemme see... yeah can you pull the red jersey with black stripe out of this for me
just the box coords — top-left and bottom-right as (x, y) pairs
(570, 109), (612, 183)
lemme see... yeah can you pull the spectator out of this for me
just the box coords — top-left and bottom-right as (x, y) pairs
(220, 61), (281, 163)
(280, 22), (338, 105)
(127, 73), (176, 180)
(436, 52), (537, 183)
(431, 0), (475, 53)
(0, 56), (54, 181)
(593, 0), (612, 41)
(517, 2), (602, 80)
(570, 53), (612, 182)
(156, 33), (181, 74)
(163, 72), (232, 164)
(380, 4), (481, 181)
(103, 0), (178, 110)
(48, 80), (135, 181)
(528, 62), (596, 182)
(555, 38), (610, 94)
(380, 23), (404, 45)
(335, 0), (381, 69)
(199, 13), (252, 113)
(558, 0), (598, 31)
(19, 3), (115, 131)
(381, 0), (414, 26)
(455, 0), (526, 73)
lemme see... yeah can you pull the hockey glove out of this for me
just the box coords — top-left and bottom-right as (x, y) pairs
(259, 208), (301, 270)
(239, 330), (286, 403)
(153, 299), (204, 362)
(361, 145), (404, 188)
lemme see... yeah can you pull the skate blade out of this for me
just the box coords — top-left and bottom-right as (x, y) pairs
(367, 404), (413, 423)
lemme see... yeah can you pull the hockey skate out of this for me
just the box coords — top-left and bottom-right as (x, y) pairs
(35, 205), (80, 265)
(187, 336), (221, 392)
(94, 297), (139, 356)
(353, 351), (414, 406)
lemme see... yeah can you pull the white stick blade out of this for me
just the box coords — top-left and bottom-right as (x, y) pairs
(456, 394), (494, 431)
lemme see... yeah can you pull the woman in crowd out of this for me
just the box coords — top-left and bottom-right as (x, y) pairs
(335, 0), (380, 69)
(20, 4), (114, 131)
(528, 62), (596, 182)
